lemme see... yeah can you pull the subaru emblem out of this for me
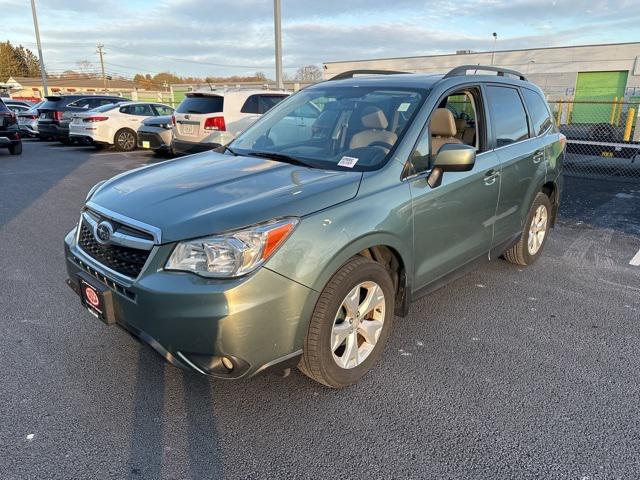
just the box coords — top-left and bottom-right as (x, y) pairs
(95, 221), (113, 244)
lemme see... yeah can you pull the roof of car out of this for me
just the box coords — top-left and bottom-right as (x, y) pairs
(186, 89), (289, 97)
(312, 67), (535, 91)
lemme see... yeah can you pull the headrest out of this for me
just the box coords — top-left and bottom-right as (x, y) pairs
(431, 108), (457, 137)
(360, 106), (389, 130)
(454, 118), (466, 131)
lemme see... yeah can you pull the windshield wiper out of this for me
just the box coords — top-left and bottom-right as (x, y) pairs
(217, 144), (238, 156)
(245, 151), (314, 168)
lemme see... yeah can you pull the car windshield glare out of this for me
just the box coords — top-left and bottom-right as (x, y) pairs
(231, 86), (427, 171)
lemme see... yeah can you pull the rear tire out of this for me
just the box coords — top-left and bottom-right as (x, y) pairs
(9, 143), (22, 155)
(114, 129), (137, 152)
(299, 256), (395, 388)
(503, 192), (552, 266)
(59, 137), (72, 145)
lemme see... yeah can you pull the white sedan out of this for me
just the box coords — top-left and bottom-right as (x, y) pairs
(69, 101), (174, 151)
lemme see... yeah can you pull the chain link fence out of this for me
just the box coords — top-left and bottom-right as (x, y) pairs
(549, 99), (640, 182)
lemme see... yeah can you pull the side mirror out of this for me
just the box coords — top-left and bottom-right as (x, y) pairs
(428, 143), (476, 188)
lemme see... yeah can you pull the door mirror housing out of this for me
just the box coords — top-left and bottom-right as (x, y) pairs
(428, 143), (476, 188)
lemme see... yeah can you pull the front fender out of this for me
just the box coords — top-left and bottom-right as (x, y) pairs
(265, 179), (414, 295)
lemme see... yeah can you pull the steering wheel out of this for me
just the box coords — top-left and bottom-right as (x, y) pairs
(368, 141), (394, 151)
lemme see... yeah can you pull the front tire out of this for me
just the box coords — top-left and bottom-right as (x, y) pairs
(503, 192), (552, 266)
(114, 129), (137, 152)
(299, 256), (395, 388)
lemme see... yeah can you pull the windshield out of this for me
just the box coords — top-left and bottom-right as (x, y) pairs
(230, 86), (426, 171)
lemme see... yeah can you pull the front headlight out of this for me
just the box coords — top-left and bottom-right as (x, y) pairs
(165, 218), (299, 278)
(86, 180), (107, 201)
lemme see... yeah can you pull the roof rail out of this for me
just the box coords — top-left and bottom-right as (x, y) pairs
(444, 65), (528, 81)
(329, 69), (409, 81)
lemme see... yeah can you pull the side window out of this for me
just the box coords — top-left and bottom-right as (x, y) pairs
(153, 105), (174, 116)
(407, 87), (484, 176)
(522, 88), (553, 136)
(258, 95), (286, 114)
(485, 86), (529, 147)
(68, 98), (92, 109)
(241, 95), (259, 114)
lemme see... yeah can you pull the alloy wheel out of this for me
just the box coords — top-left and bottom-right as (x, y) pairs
(527, 205), (548, 255)
(330, 281), (385, 369)
(118, 131), (136, 151)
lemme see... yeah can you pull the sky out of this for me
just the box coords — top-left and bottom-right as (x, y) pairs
(3, 0), (639, 79)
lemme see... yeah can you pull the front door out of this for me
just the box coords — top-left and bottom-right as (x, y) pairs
(407, 86), (501, 290)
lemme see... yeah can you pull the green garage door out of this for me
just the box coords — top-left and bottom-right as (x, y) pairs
(572, 71), (628, 124)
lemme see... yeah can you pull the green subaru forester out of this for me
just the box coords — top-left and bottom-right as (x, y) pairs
(65, 66), (565, 387)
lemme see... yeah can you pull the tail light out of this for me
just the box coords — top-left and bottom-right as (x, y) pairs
(23, 114), (38, 120)
(53, 111), (63, 121)
(204, 116), (226, 131)
(83, 116), (109, 123)
(171, 115), (176, 126)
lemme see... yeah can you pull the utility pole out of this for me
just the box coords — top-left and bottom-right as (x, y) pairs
(30, 0), (48, 96)
(273, 0), (284, 90)
(96, 44), (107, 91)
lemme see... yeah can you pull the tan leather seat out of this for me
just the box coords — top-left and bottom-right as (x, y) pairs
(430, 108), (462, 154)
(454, 118), (467, 140)
(350, 106), (398, 149)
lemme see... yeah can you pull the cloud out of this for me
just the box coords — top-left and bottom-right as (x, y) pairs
(3, 0), (638, 78)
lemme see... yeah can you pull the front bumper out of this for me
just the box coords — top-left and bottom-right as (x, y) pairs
(138, 130), (171, 151)
(64, 227), (317, 378)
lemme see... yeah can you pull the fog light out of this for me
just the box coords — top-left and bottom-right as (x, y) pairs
(221, 357), (234, 371)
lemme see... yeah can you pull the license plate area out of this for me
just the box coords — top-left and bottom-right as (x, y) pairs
(77, 272), (116, 325)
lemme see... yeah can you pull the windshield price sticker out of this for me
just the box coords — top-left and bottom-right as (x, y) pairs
(338, 156), (359, 168)
(397, 102), (411, 112)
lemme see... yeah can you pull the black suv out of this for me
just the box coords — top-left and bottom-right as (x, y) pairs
(37, 94), (127, 143)
(0, 98), (22, 155)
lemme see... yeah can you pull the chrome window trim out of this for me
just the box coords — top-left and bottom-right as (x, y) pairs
(85, 201), (162, 243)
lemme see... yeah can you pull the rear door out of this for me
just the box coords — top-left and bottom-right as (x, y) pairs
(120, 103), (155, 128)
(173, 94), (224, 143)
(486, 84), (545, 248)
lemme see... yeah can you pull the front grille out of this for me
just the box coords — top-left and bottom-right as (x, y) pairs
(138, 132), (163, 149)
(78, 221), (150, 278)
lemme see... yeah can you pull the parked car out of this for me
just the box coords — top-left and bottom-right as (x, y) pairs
(17, 101), (44, 137)
(64, 66), (565, 387)
(171, 89), (289, 155)
(137, 114), (174, 156)
(37, 94), (127, 144)
(4, 99), (35, 109)
(69, 101), (174, 151)
(0, 98), (22, 155)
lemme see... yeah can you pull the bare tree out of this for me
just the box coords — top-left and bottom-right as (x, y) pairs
(294, 65), (322, 82)
(76, 60), (94, 76)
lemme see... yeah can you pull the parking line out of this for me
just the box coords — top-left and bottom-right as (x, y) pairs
(630, 248), (640, 266)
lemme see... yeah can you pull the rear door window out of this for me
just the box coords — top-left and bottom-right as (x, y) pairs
(485, 85), (530, 147)
(176, 95), (223, 114)
(120, 104), (154, 116)
(257, 95), (287, 114)
(522, 88), (553, 136)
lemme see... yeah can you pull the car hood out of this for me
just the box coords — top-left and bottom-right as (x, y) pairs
(142, 115), (172, 127)
(89, 151), (362, 243)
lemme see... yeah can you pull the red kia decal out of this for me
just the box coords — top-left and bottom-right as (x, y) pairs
(85, 287), (100, 307)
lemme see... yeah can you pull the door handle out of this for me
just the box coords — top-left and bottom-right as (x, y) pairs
(533, 150), (545, 164)
(484, 170), (500, 186)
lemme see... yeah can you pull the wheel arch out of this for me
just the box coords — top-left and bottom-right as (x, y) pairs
(541, 180), (560, 226)
(311, 233), (412, 317)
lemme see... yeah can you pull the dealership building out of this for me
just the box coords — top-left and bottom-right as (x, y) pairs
(323, 42), (640, 103)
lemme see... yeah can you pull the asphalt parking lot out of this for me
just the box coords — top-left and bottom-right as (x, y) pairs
(1, 140), (639, 479)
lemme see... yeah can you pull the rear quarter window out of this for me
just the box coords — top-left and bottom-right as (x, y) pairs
(522, 88), (553, 136)
(176, 95), (223, 114)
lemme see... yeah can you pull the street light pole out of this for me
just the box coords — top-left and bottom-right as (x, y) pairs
(30, 0), (48, 97)
(491, 32), (498, 66)
(273, 0), (284, 90)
